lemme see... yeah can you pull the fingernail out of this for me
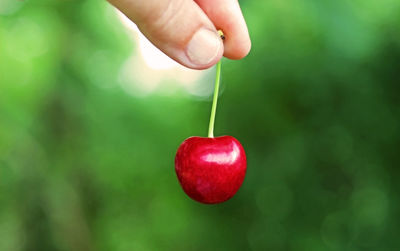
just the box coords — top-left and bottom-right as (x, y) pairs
(186, 28), (222, 66)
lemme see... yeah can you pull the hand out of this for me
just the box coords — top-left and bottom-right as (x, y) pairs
(107, 0), (251, 69)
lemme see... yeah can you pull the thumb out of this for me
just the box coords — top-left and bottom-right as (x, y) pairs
(108, 0), (224, 69)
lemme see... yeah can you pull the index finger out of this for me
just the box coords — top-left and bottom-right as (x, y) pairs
(195, 0), (251, 59)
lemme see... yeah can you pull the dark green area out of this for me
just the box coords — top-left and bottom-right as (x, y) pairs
(1, 0), (400, 250)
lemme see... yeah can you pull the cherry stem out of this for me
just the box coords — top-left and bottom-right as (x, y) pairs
(208, 60), (222, 138)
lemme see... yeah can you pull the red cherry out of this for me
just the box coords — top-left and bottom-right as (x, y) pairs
(175, 136), (247, 204)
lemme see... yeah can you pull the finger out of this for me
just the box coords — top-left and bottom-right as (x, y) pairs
(195, 0), (251, 59)
(108, 0), (224, 69)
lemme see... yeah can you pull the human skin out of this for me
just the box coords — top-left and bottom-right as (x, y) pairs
(107, 0), (251, 69)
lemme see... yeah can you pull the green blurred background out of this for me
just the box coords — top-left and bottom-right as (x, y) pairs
(1, 0), (400, 250)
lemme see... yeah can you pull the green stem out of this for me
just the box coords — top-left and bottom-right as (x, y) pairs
(208, 60), (222, 138)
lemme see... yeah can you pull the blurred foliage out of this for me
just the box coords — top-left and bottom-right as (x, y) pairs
(1, 0), (400, 250)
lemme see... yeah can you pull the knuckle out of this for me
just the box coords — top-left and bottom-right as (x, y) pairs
(139, 0), (186, 35)
(138, 0), (189, 46)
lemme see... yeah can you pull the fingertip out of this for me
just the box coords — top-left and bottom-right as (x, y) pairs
(223, 36), (251, 60)
(178, 28), (225, 70)
(193, 44), (224, 70)
(183, 45), (224, 70)
(195, 0), (252, 60)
